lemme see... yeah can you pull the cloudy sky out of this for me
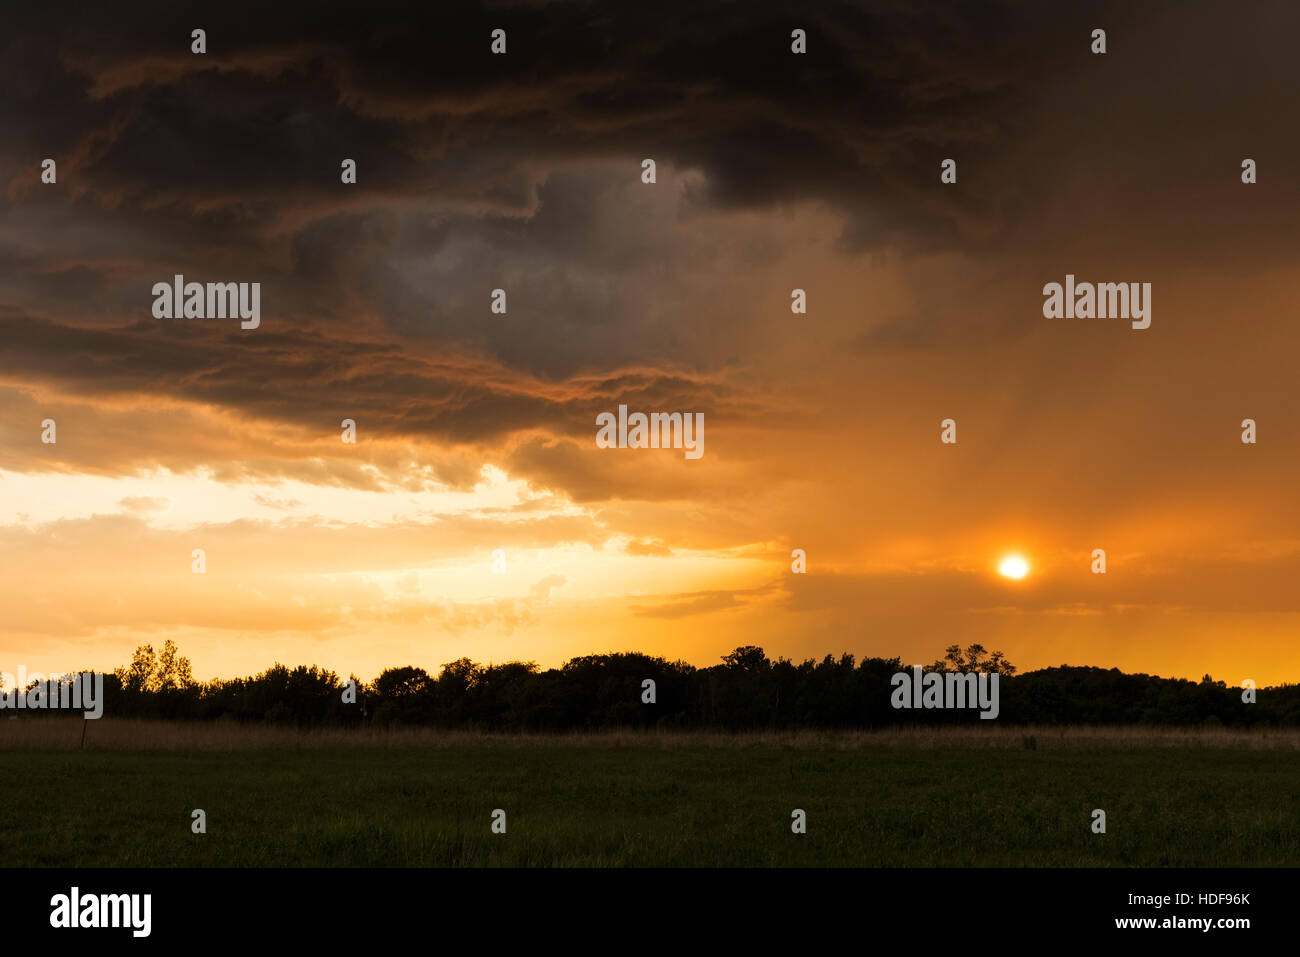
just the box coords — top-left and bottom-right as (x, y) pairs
(3, 0), (1299, 684)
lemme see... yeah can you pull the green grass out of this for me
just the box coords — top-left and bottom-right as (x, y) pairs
(1, 745), (1297, 866)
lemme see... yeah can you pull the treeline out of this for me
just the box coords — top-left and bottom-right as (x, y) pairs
(31, 640), (1300, 730)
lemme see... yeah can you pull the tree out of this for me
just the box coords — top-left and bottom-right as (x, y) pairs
(153, 640), (194, 691)
(722, 645), (770, 672)
(929, 643), (1016, 675)
(374, 666), (433, 700)
(436, 658), (482, 725)
(115, 644), (156, 694)
(371, 666), (435, 725)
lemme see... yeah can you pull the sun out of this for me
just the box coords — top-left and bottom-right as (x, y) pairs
(998, 554), (1030, 580)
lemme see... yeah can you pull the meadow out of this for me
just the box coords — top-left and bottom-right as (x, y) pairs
(1, 720), (1297, 867)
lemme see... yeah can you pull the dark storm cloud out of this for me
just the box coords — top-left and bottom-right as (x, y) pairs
(4, 0), (1300, 487)
(0, 311), (744, 451)
(4, 0), (1058, 233)
(6, 0), (1298, 258)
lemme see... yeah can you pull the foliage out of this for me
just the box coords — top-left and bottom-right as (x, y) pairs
(50, 641), (1300, 729)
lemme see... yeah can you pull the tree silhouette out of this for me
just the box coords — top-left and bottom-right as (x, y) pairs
(69, 639), (1300, 730)
(929, 643), (1017, 675)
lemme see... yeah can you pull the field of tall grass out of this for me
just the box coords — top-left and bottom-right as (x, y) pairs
(4, 719), (1295, 866)
(3, 716), (1299, 750)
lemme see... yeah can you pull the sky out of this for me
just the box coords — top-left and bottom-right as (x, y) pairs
(2, 1), (1300, 685)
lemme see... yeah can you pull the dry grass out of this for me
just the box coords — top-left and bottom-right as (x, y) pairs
(2, 717), (1298, 751)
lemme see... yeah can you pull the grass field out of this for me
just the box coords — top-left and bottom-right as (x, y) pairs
(1, 720), (1297, 866)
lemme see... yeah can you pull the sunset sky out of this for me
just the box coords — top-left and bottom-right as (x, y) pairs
(3, 1), (1299, 685)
